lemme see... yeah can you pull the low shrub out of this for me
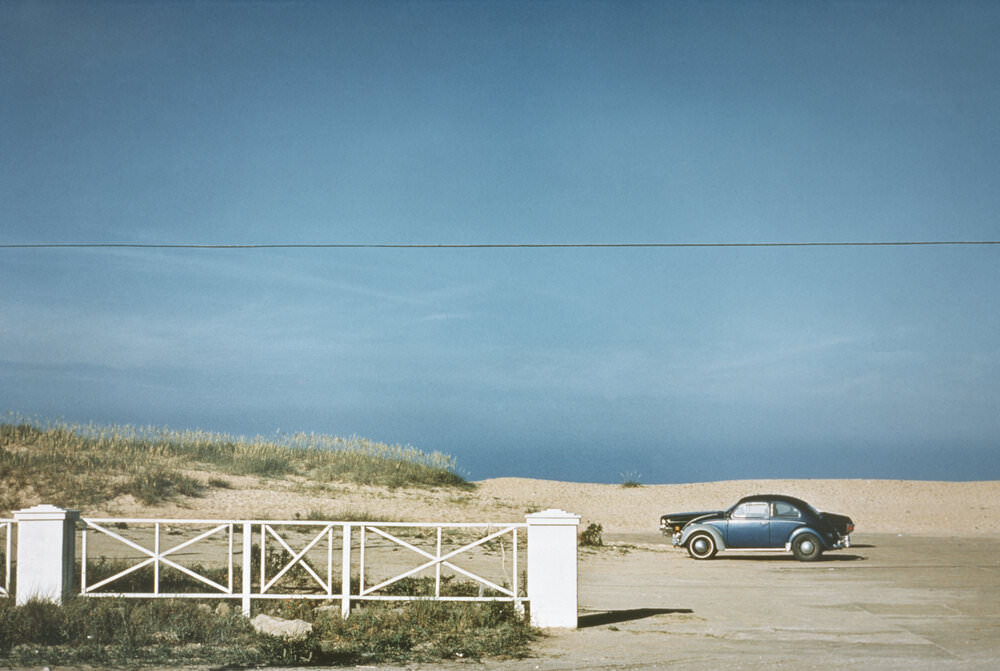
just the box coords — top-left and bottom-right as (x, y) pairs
(579, 522), (603, 547)
(126, 467), (205, 505)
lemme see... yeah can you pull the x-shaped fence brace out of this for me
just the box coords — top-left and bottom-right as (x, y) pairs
(359, 524), (520, 600)
(259, 523), (337, 594)
(81, 520), (234, 595)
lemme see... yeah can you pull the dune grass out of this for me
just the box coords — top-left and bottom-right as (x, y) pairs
(0, 416), (471, 514)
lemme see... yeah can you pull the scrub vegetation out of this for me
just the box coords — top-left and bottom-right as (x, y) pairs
(0, 596), (535, 667)
(0, 416), (471, 514)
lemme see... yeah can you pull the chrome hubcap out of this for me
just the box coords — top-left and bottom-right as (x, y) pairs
(693, 538), (710, 554)
(799, 539), (814, 554)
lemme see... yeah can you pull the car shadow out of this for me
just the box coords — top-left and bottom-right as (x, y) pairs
(717, 552), (867, 562)
(578, 607), (694, 628)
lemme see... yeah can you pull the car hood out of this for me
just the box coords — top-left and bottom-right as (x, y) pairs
(660, 510), (724, 524)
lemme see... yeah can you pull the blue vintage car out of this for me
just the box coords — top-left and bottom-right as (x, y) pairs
(659, 494), (854, 561)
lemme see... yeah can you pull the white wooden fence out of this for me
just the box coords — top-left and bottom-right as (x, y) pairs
(4, 505), (581, 628)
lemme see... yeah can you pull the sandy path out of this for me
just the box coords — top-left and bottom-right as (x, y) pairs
(93, 476), (1000, 538)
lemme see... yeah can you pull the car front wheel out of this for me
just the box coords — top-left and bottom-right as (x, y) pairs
(687, 532), (717, 560)
(791, 533), (823, 561)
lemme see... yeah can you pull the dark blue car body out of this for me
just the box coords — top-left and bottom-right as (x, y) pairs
(660, 494), (854, 561)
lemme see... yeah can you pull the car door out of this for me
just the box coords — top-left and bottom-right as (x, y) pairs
(725, 501), (770, 548)
(769, 500), (806, 546)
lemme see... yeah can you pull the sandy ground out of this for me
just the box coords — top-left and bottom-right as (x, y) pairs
(92, 475), (1000, 537)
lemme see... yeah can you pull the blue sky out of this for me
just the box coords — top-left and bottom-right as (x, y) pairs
(2, 1), (998, 483)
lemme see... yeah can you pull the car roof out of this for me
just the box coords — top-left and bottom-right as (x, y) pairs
(735, 494), (814, 509)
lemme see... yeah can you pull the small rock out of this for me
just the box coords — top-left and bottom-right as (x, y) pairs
(251, 613), (313, 640)
(152, 630), (181, 643)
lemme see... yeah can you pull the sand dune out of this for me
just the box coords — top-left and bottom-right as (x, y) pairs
(97, 474), (1000, 538)
(477, 477), (1000, 537)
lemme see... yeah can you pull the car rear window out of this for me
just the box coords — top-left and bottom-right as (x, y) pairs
(772, 501), (803, 518)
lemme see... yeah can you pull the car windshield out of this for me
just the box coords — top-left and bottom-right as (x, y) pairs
(731, 501), (769, 518)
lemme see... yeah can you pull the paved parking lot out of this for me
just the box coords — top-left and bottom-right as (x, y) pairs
(465, 533), (1000, 670)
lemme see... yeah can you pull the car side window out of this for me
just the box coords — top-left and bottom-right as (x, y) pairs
(732, 502), (769, 519)
(772, 502), (802, 518)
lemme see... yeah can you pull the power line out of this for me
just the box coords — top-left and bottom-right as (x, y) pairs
(2, 240), (1000, 250)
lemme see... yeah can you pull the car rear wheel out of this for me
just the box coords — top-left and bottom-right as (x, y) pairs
(792, 533), (823, 561)
(687, 532), (717, 560)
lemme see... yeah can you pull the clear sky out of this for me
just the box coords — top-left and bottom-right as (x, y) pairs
(3, 1), (999, 483)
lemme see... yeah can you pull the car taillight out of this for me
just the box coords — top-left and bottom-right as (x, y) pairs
(847, 523), (854, 533)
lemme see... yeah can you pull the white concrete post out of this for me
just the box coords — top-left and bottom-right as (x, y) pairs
(525, 509), (581, 628)
(14, 504), (81, 605)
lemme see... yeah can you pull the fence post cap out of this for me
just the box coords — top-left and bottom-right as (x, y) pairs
(13, 504), (81, 521)
(525, 509), (581, 525)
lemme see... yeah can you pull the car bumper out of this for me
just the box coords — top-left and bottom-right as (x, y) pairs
(671, 532), (683, 547)
(829, 534), (851, 550)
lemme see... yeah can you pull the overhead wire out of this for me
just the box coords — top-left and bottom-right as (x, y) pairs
(2, 240), (999, 250)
